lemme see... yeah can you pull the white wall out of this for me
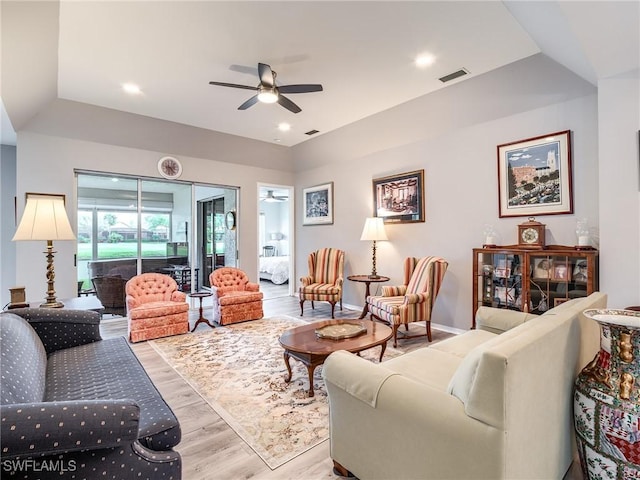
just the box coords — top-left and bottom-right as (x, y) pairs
(1, 145), (17, 308)
(597, 71), (640, 308)
(13, 132), (293, 302)
(292, 56), (600, 330)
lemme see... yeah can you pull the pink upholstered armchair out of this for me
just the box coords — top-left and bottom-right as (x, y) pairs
(125, 273), (189, 343)
(367, 256), (448, 347)
(299, 248), (345, 318)
(209, 267), (264, 326)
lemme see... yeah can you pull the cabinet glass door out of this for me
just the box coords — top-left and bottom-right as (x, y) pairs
(529, 254), (589, 312)
(477, 251), (523, 310)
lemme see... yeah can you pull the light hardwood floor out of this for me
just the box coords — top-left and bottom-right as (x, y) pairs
(102, 293), (359, 480)
(101, 293), (583, 480)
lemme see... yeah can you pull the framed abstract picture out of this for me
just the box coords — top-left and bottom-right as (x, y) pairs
(497, 130), (573, 218)
(302, 182), (333, 225)
(372, 169), (425, 224)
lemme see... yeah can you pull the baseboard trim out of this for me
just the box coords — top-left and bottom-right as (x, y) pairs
(432, 323), (466, 335)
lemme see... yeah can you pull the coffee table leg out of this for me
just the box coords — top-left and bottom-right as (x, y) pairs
(306, 365), (316, 397)
(379, 342), (387, 362)
(283, 351), (293, 383)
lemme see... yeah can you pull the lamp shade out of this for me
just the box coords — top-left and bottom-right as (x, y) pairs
(13, 193), (76, 241)
(360, 217), (387, 241)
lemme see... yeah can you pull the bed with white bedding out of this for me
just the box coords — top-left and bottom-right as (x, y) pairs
(259, 255), (290, 285)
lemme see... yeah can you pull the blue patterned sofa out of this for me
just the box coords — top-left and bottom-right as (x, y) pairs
(0, 308), (181, 479)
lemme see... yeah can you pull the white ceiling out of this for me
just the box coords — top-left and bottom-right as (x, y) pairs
(1, 1), (638, 148)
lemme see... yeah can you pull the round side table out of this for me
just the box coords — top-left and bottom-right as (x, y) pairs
(347, 275), (390, 319)
(189, 291), (214, 332)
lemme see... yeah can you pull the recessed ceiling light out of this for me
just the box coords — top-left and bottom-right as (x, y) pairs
(278, 123), (291, 132)
(122, 83), (142, 95)
(415, 53), (436, 68)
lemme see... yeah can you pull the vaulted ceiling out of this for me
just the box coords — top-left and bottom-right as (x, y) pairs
(2, 1), (638, 148)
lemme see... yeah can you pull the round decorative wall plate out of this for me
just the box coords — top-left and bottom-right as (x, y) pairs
(157, 156), (183, 179)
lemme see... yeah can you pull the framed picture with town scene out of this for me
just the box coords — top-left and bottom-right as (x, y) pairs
(497, 130), (573, 218)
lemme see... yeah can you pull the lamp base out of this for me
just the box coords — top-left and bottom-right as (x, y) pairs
(40, 300), (64, 308)
(369, 274), (381, 279)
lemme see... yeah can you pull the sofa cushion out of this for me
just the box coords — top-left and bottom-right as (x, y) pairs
(0, 314), (47, 404)
(383, 347), (465, 391)
(219, 291), (264, 305)
(446, 331), (515, 405)
(430, 329), (497, 358)
(45, 336), (181, 450)
(129, 300), (189, 320)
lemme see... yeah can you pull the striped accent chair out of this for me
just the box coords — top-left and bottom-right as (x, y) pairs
(299, 248), (345, 319)
(367, 256), (448, 347)
(209, 267), (264, 325)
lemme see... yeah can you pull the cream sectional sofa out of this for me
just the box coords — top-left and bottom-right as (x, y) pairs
(323, 292), (607, 479)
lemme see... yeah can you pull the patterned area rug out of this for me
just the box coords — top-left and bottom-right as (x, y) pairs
(148, 316), (403, 469)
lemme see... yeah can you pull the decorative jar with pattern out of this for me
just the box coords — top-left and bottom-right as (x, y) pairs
(574, 309), (640, 479)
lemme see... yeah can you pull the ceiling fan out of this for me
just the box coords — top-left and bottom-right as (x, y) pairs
(261, 190), (289, 202)
(209, 63), (323, 114)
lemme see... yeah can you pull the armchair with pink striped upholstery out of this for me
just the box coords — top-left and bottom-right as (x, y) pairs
(125, 273), (189, 343)
(209, 267), (264, 326)
(299, 248), (345, 319)
(367, 256), (448, 347)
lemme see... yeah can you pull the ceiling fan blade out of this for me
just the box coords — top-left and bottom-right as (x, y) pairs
(258, 63), (275, 88)
(229, 64), (258, 76)
(238, 95), (259, 110)
(277, 94), (301, 114)
(209, 81), (257, 91)
(278, 84), (323, 94)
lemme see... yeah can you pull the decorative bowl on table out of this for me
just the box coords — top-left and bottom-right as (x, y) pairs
(315, 322), (367, 340)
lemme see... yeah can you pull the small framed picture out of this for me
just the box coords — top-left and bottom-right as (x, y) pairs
(302, 182), (333, 226)
(532, 258), (552, 279)
(553, 264), (569, 281)
(494, 286), (517, 307)
(554, 298), (569, 307)
(494, 267), (511, 279)
(573, 260), (588, 283)
(497, 130), (573, 218)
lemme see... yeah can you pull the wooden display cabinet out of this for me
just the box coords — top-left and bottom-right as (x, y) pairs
(472, 246), (598, 328)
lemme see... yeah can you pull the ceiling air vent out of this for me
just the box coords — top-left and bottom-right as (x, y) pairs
(305, 129), (320, 136)
(439, 68), (469, 83)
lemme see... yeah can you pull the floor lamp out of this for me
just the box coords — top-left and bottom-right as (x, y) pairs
(12, 193), (76, 308)
(360, 217), (387, 279)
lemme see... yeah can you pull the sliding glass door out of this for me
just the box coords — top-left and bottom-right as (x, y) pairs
(77, 172), (237, 297)
(196, 186), (237, 288)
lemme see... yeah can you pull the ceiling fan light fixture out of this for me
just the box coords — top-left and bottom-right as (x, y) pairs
(257, 87), (278, 104)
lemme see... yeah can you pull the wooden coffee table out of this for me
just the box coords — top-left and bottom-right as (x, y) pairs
(278, 319), (393, 397)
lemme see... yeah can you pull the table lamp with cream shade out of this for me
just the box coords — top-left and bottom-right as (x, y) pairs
(360, 217), (388, 279)
(12, 193), (76, 308)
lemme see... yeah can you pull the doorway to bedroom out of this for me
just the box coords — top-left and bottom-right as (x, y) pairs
(258, 184), (294, 300)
